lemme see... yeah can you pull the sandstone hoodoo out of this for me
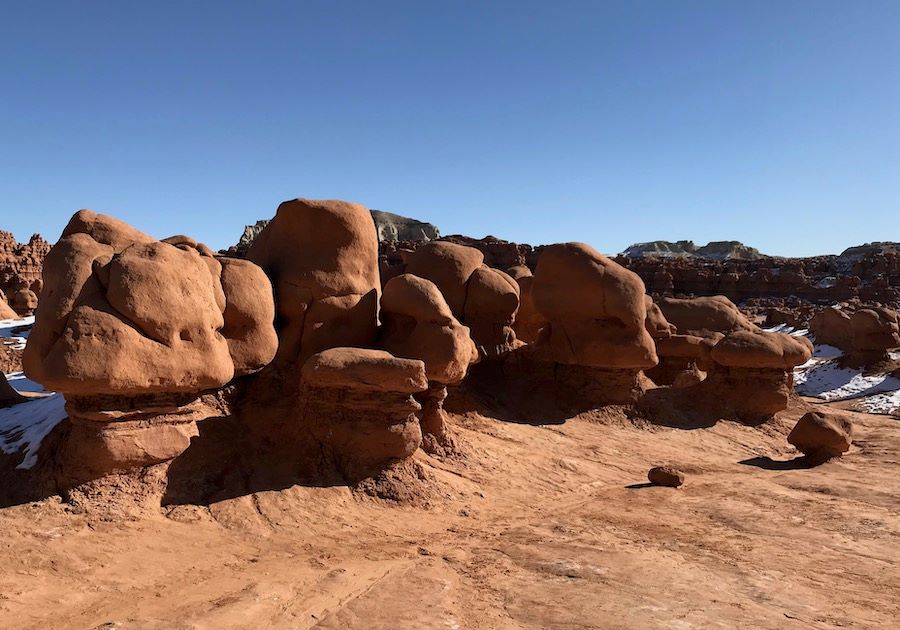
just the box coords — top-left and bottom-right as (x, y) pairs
(379, 273), (478, 451)
(527, 242), (658, 406)
(809, 305), (900, 366)
(700, 329), (812, 422)
(300, 347), (428, 475)
(22, 210), (278, 486)
(788, 411), (854, 461)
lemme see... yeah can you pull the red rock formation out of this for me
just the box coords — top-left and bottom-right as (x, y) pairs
(23, 210), (278, 486)
(379, 274), (478, 451)
(0, 231), (50, 296)
(300, 347), (428, 475)
(246, 199), (381, 366)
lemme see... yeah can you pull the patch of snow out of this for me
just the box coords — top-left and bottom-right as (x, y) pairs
(857, 391), (900, 415)
(0, 372), (66, 469)
(0, 316), (34, 351)
(795, 362), (900, 401)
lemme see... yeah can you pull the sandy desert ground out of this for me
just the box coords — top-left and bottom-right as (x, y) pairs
(1, 398), (897, 629)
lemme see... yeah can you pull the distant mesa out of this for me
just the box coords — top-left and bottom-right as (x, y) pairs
(622, 240), (764, 261)
(837, 241), (900, 260)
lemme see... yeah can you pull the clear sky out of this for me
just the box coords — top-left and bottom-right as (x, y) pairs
(2, 1), (898, 256)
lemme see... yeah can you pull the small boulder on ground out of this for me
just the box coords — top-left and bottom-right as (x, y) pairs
(647, 466), (685, 487)
(788, 411), (853, 461)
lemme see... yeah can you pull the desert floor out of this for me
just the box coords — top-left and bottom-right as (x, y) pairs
(1, 400), (897, 629)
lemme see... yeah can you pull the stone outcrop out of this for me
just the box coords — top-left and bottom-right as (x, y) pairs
(300, 347), (428, 474)
(623, 240), (764, 260)
(403, 241), (520, 359)
(788, 411), (853, 461)
(0, 231), (49, 298)
(810, 305), (900, 365)
(379, 274), (478, 451)
(224, 210), (440, 257)
(527, 242), (658, 406)
(246, 199), (381, 366)
(22, 210), (277, 485)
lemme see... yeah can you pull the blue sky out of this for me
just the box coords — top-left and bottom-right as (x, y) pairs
(2, 1), (898, 256)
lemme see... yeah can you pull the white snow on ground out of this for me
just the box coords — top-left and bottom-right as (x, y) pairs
(794, 362), (900, 401)
(0, 373), (66, 470)
(787, 326), (900, 415)
(0, 315), (34, 351)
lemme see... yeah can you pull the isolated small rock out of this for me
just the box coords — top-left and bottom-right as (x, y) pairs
(648, 466), (684, 487)
(788, 411), (853, 460)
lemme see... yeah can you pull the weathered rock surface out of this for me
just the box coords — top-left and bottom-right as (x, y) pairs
(648, 465), (685, 487)
(246, 199), (381, 366)
(22, 210), (277, 485)
(788, 411), (853, 460)
(532, 242), (657, 369)
(300, 347), (428, 473)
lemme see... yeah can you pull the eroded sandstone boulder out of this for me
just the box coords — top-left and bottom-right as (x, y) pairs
(246, 199), (381, 366)
(380, 274), (478, 451)
(522, 243), (658, 406)
(702, 331), (812, 421)
(788, 411), (853, 461)
(532, 243), (658, 370)
(404, 241), (520, 358)
(657, 295), (757, 338)
(23, 210), (277, 485)
(300, 347), (428, 474)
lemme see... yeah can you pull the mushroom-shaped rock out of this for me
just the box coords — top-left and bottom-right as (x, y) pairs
(10, 288), (38, 317)
(700, 330), (812, 422)
(657, 296), (757, 338)
(246, 199), (381, 366)
(22, 210), (277, 485)
(788, 411), (853, 461)
(710, 330), (812, 369)
(380, 274), (478, 452)
(532, 243), (658, 369)
(300, 348), (428, 473)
